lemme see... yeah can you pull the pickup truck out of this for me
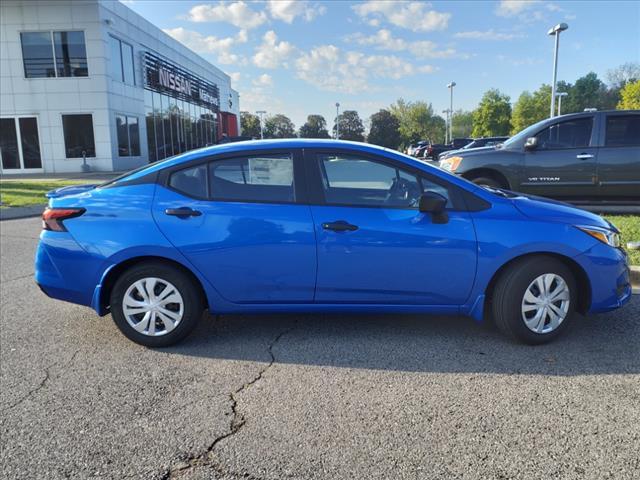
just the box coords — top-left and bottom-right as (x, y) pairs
(438, 110), (640, 203)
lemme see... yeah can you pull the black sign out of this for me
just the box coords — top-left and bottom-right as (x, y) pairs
(143, 52), (220, 111)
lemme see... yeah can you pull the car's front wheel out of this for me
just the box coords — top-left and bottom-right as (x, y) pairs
(491, 256), (576, 344)
(110, 262), (204, 347)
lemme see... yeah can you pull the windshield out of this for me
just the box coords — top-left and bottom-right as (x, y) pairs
(502, 118), (550, 148)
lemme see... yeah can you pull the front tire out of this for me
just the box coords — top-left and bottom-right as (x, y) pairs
(110, 262), (204, 347)
(492, 257), (576, 345)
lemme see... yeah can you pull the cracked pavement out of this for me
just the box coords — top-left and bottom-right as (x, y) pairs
(1, 217), (639, 480)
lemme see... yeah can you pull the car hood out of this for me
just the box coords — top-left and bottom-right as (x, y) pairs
(509, 192), (613, 230)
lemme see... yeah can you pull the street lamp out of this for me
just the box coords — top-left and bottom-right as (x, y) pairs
(256, 110), (266, 139)
(556, 91), (568, 116)
(447, 82), (456, 143)
(335, 102), (340, 140)
(548, 22), (568, 118)
(442, 109), (451, 144)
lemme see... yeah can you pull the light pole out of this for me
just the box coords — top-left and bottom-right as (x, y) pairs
(447, 82), (456, 143)
(442, 109), (451, 144)
(256, 110), (266, 139)
(335, 102), (340, 140)
(556, 91), (568, 116)
(548, 22), (568, 118)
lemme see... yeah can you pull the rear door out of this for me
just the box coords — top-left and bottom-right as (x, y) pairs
(304, 149), (477, 305)
(520, 115), (598, 198)
(153, 150), (317, 304)
(597, 112), (640, 198)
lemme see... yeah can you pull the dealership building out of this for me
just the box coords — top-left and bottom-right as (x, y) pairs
(0, 0), (240, 174)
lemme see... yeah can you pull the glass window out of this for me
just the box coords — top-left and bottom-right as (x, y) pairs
(121, 42), (134, 85)
(128, 116), (140, 156)
(109, 36), (123, 82)
(162, 95), (173, 157)
(62, 114), (95, 158)
(318, 154), (421, 208)
(210, 155), (295, 202)
(169, 164), (208, 198)
(534, 118), (593, 150)
(20, 32), (55, 78)
(605, 115), (640, 147)
(420, 176), (452, 208)
(53, 31), (87, 77)
(0, 119), (20, 169)
(19, 118), (42, 168)
(116, 115), (140, 157)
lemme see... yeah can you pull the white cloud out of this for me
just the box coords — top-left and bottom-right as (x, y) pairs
(267, 0), (326, 23)
(253, 73), (274, 87)
(495, 0), (540, 17)
(253, 30), (296, 69)
(186, 2), (267, 29)
(352, 1), (451, 32)
(295, 44), (434, 93)
(454, 29), (525, 41)
(228, 71), (241, 83)
(347, 29), (459, 58)
(163, 27), (247, 65)
(494, 1), (563, 20)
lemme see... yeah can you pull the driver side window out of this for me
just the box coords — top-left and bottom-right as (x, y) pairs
(317, 154), (422, 208)
(534, 117), (593, 150)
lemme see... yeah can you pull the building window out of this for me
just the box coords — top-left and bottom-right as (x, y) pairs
(20, 31), (87, 78)
(0, 117), (43, 170)
(62, 114), (95, 158)
(110, 36), (135, 85)
(116, 115), (140, 157)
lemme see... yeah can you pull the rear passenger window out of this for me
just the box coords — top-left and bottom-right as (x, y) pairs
(605, 115), (640, 146)
(209, 155), (295, 202)
(169, 164), (208, 198)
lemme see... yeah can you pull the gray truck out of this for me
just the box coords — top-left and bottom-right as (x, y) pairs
(438, 110), (640, 203)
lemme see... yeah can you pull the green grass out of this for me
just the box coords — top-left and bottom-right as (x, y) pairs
(0, 180), (89, 208)
(604, 215), (640, 266)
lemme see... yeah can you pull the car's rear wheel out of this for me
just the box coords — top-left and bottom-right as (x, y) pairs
(110, 262), (204, 347)
(491, 256), (576, 344)
(470, 176), (503, 189)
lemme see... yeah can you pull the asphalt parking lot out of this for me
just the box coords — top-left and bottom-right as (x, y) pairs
(1, 216), (639, 480)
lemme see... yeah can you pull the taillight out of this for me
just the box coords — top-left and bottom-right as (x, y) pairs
(42, 208), (85, 232)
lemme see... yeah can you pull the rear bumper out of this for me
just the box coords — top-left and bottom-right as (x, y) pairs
(574, 243), (632, 314)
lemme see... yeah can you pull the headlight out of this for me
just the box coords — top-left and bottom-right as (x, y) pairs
(440, 156), (463, 172)
(576, 226), (621, 247)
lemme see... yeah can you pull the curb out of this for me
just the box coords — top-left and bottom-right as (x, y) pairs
(0, 205), (46, 221)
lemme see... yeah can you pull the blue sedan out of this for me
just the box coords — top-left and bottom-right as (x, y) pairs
(35, 139), (631, 346)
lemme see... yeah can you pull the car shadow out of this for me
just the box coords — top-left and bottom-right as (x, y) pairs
(165, 296), (639, 376)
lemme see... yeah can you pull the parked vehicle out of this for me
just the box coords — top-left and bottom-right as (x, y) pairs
(439, 111), (640, 202)
(407, 141), (428, 156)
(36, 139), (631, 347)
(417, 138), (473, 160)
(440, 136), (509, 161)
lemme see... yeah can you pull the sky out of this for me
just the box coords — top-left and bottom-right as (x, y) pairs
(123, 0), (640, 129)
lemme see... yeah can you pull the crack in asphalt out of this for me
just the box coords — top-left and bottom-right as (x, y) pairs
(2, 349), (81, 412)
(162, 322), (297, 480)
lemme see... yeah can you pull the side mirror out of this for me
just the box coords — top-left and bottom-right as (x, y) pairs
(524, 137), (538, 150)
(419, 192), (449, 224)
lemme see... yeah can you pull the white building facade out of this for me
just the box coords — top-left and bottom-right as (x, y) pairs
(0, 0), (240, 174)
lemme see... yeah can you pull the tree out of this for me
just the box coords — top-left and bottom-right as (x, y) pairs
(617, 80), (640, 110)
(367, 109), (401, 149)
(562, 72), (612, 113)
(240, 111), (261, 138)
(511, 84), (551, 133)
(299, 114), (330, 138)
(607, 62), (640, 90)
(389, 99), (446, 146)
(450, 110), (473, 138)
(263, 114), (296, 138)
(334, 110), (365, 141)
(472, 89), (512, 137)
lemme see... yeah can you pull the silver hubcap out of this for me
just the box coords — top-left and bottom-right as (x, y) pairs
(521, 273), (570, 334)
(122, 277), (184, 337)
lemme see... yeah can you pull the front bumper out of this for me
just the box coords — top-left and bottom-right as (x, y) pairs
(574, 242), (632, 314)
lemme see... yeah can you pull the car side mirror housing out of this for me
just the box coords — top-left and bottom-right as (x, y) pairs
(524, 137), (538, 150)
(419, 192), (449, 224)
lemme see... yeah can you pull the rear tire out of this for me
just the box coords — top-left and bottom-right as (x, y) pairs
(470, 176), (503, 189)
(492, 256), (576, 345)
(110, 262), (204, 347)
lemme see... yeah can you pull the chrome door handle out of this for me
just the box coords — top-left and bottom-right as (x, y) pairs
(576, 153), (594, 160)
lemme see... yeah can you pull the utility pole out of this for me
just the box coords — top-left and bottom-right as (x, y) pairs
(256, 110), (266, 139)
(447, 82), (456, 143)
(556, 92), (568, 116)
(548, 23), (568, 117)
(335, 102), (340, 140)
(442, 109), (451, 144)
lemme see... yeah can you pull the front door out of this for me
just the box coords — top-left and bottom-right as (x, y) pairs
(153, 151), (317, 304)
(520, 116), (598, 198)
(306, 150), (477, 305)
(0, 117), (43, 173)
